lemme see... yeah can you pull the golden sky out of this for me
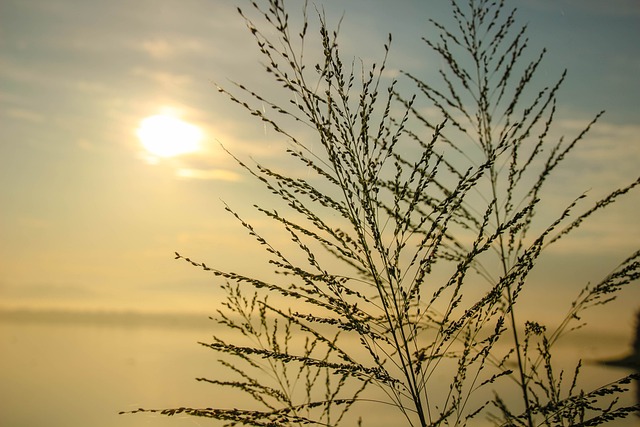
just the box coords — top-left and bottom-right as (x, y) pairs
(0, 0), (638, 332)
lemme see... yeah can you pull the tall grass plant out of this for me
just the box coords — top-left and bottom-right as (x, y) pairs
(125, 0), (639, 425)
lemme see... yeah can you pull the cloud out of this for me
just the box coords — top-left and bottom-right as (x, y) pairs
(524, 0), (640, 17)
(131, 67), (192, 86)
(0, 282), (100, 300)
(552, 119), (640, 185)
(175, 168), (242, 181)
(139, 39), (174, 59)
(382, 68), (401, 79)
(4, 108), (44, 123)
(73, 80), (110, 94)
(137, 37), (206, 60)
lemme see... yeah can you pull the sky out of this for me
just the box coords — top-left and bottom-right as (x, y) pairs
(0, 0), (639, 333)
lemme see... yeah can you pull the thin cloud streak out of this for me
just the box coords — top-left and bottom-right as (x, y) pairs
(523, 0), (640, 17)
(176, 168), (242, 181)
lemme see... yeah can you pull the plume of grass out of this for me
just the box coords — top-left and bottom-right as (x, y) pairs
(124, 0), (639, 425)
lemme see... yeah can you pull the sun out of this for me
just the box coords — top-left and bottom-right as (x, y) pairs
(136, 114), (203, 158)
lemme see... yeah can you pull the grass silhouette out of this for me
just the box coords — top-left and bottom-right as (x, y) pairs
(124, 0), (639, 425)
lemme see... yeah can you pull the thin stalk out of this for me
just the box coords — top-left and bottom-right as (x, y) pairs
(490, 170), (534, 427)
(340, 159), (428, 427)
(468, 3), (535, 422)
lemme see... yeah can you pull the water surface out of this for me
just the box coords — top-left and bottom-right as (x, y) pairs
(1, 310), (637, 426)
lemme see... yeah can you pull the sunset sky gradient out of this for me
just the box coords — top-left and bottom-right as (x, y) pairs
(1, 0), (638, 333)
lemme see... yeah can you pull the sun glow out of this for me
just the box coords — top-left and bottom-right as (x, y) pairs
(136, 114), (203, 158)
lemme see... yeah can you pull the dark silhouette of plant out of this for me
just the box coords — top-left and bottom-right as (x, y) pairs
(123, 0), (639, 425)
